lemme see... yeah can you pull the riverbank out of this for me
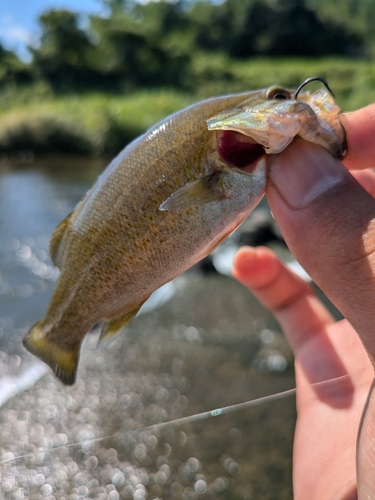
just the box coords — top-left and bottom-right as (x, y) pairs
(1, 57), (374, 157)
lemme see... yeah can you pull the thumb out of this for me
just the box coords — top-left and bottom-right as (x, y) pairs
(267, 139), (375, 496)
(267, 139), (375, 364)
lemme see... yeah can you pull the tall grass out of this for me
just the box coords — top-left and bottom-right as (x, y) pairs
(0, 58), (374, 156)
(0, 90), (193, 156)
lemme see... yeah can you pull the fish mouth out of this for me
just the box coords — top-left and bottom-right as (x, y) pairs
(217, 130), (266, 172)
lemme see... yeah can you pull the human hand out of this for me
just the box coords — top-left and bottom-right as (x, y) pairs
(233, 245), (373, 499)
(233, 104), (375, 499)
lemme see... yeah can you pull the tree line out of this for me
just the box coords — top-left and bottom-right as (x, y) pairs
(1, 0), (373, 94)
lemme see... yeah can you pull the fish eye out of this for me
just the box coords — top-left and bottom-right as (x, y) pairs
(267, 88), (291, 100)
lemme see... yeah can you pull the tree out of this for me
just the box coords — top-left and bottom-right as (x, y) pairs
(229, 0), (364, 57)
(0, 44), (33, 87)
(30, 10), (96, 90)
(89, 1), (192, 89)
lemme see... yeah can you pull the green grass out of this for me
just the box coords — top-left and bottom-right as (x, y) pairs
(229, 57), (375, 111)
(191, 55), (375, 110)
(0, 89), (193, 155)
(0, 57), (374, 156)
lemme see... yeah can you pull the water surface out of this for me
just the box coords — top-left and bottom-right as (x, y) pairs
(0, 157), (295, 499)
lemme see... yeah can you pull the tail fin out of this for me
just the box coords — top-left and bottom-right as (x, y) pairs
(23, 322), (79, 385)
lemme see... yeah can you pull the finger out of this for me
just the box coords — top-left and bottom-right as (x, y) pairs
(233, 246), (353, 397)
(233, 246), (333, 330)
(341, 103), (375, 171)
(267, 138), (375, 365)
(357, 377), (375, 497)
(352, 170), (375, 198)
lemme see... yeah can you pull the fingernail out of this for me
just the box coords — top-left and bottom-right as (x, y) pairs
(269, 140), (348, 209)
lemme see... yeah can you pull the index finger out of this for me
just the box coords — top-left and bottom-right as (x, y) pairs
(341, 103), (375, 171)
(232, 247), (346, 383)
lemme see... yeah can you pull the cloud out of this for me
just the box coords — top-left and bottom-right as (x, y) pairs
(0, 15), (35, 59)
(3, 25), (32, 45)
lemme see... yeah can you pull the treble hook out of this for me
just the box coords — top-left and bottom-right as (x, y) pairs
(295, 77), (334, 100)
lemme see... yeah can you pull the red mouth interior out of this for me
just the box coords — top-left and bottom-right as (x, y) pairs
(218, 130), (265, 170)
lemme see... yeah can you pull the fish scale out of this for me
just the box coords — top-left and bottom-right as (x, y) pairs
(23, 83), (346, 385)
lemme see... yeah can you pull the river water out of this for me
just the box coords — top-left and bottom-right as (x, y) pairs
(0, 157), (296, 499)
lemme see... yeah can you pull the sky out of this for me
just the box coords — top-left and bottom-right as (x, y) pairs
(0, 0), (105, 60)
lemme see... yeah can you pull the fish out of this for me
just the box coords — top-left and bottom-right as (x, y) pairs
(23, 80), (347, 385)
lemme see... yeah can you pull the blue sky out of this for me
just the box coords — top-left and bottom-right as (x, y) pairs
(0, 0), (105, 60)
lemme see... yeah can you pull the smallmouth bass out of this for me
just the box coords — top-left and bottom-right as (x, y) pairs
(23, 81), (346, 384)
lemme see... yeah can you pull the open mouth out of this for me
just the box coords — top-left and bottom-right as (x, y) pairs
(217, 130), (265, 171)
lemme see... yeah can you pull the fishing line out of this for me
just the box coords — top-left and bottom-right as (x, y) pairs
(0, 366), (372, 466)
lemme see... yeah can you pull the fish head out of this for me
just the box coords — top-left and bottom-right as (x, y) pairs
(207, 83), (347, 167)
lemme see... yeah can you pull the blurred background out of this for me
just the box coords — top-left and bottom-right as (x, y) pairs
(0, 0), (374, 498)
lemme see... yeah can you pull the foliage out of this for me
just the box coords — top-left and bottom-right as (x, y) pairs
(0, 0), (374, 155)
(188, 0), (362, 58)
(0, 43), (34, 86)
(0, 90), (192, 156)
(307, 0), (375, 56)
(1, 58), (374, 156)
(0, 0), (373, 94)
(29, 10), (98, 91)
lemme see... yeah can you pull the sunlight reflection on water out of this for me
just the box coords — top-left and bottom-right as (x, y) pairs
(0, 158), (106, 397)
(0, 157), (295, 499)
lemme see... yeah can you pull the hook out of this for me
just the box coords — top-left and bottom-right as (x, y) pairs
(295, 77), (334, 100)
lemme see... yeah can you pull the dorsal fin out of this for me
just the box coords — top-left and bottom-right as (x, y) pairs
(50, 211), (72, 267)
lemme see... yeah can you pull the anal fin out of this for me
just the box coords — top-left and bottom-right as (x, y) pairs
(50, 211), (73, 267)
(23, 322), (79, 385)
(97, 301), (147, 349)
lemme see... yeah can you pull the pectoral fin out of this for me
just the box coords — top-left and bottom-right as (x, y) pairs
(97, 301), (147, 349)
(23, 322), (79, 385)
(159, 173), (228, 211)
(50, 211), (73, 267)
